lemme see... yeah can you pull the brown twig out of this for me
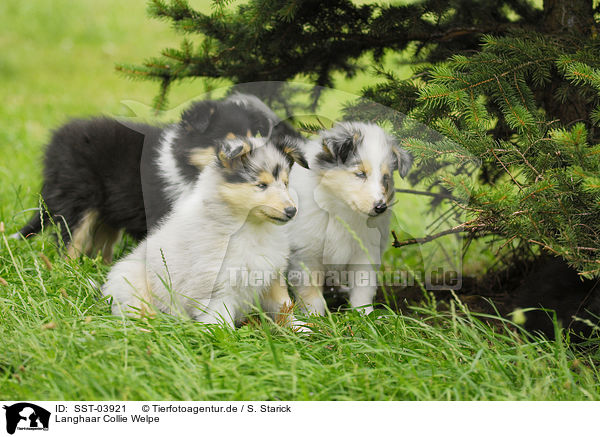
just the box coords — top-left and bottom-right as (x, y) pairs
(491, 147), (523, 191)
(395, 188), (459, 202)
(527, 239), (560, 255)
(392, 219), (481, 248)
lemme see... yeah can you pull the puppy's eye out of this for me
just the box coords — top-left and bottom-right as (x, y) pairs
(256, 182), (268, 190)
(383, 174), (390, 183)
(355, 171), (367, 179)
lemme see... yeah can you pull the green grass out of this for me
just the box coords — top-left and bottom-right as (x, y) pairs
(1, 0), (600, 401)
(1, 239), (599, 400)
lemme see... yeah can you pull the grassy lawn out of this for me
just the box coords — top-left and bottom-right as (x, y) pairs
(1, 0), (599, 400)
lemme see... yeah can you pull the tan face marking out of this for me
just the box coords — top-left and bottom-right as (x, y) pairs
(356, 159), (372, 176)
(219, 178), (296, 224)
(226, 132), (236, 139)
(257, 171), (275, 185)
(258, 185), (295, 221)
(319, 168), (376, 214)
(219, 183), (256, 215)
(319, 159), (395, 215)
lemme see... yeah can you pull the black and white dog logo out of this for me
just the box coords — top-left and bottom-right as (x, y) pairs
(3, 403), (50, 435)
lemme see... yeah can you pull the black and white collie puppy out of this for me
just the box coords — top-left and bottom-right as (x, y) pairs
(286, 122), (412, 315)
(16, 94), (295, 264)
(102, 135), (307, 327)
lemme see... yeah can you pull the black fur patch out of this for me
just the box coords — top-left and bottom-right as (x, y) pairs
(272, 164), (281, 179)
(315, 124), (361, 168)
(175, 101), (303, 179)
(21, 117), (162, 243)
(19, 95), (303, 244)
(174, 100), (270, 182)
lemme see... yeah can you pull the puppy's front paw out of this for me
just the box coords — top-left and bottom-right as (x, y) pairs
(290, 317), (313, 333)
(355, 304), (374, 315)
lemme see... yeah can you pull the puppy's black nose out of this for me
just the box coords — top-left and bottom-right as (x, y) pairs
(284, 206), (297, 219)
(373, 201), (387, 214)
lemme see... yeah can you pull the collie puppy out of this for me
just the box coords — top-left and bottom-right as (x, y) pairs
(286, 122), (413, 315)
(16, 94), (296, 264)
(102, 135), (308, 327)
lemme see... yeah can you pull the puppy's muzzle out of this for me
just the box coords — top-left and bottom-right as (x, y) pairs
(284, 206), (297, 219)
(261, 204), (297, 223)
(372, 200), (388, 215)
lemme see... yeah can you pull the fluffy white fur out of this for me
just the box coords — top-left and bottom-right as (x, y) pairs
(287, 122), (410, 315)
(103, 144), (297, 327)
(156, 126), (189, 202)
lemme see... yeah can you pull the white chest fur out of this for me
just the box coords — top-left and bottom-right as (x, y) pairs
(215, 220), (289, 301)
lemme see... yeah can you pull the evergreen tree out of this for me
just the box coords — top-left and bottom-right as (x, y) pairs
(120, 0), (600, 277)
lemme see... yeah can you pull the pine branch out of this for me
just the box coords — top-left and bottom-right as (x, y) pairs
(395, 188), (459, 202)
(391, 220), (482, 248)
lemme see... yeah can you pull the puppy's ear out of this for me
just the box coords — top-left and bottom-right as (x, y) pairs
(321, 124), (359, 164)
(180, 101), (217, 133)
(274, 135), (309, 169)
(217, 137), (253, 168)
(388, 135), (413, 178)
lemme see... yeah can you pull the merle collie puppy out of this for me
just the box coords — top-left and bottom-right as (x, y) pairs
(286, 122), (413, 315)
(16, 94), (296, 263)
(103, 135), (307, 327)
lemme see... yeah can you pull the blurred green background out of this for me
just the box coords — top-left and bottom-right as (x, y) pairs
(1, 1), (208, 205)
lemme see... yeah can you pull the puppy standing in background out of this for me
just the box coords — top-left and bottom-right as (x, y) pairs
(102, 135), (308, 327)
(286, 122), (412, 315)
(15, 94), (296, 264)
